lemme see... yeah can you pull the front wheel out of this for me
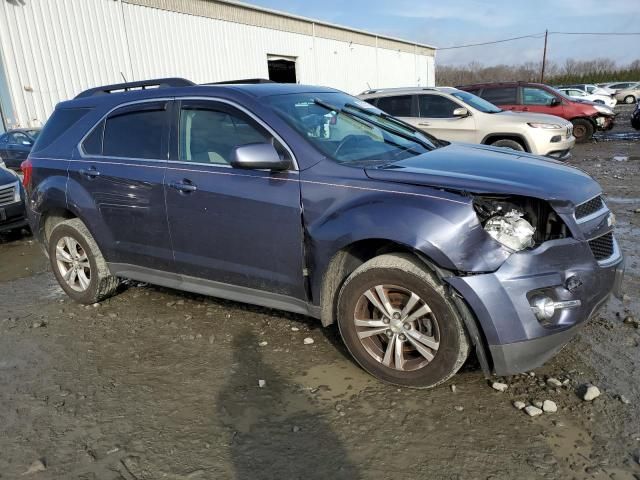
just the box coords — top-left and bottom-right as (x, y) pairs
(337, 254), (469, 388)
(571, 118), (595, 143)
(48, 218), (120, 304)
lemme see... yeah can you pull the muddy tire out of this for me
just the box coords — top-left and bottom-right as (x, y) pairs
(624, 95), (636, 105)
(490, 138), (525, 151)
(48, 218), (120, 304)
(571, 118), (595, 143)
(337, 253), (469, 388)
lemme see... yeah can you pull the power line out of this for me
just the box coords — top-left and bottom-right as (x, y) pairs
(440, 31), (640, 50)
(438, 33), (544, 50)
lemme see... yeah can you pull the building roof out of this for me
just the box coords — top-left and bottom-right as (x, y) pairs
(124, 0), (436, 55)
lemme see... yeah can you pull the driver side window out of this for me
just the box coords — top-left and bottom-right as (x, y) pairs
(522, 87), (557, 106)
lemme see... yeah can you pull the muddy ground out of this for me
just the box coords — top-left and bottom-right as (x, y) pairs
(1, 106), (639, 480)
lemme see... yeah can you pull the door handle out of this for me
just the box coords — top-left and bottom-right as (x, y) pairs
(170, 180), (197, 193)
(418, 122), (431, 126)
(79, 167), (101, 179)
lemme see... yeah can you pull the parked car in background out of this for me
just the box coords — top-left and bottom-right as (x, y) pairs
(613, 83), (640, 104)
(556, 87), (617, 108)
(600, 81), (639, 95)
(632, 101), (640, 130)
(25, 78), (623, 388)
(560, 83), (612, 97)
(0, 165), (28, 234)
(359, 87), (575, 160)
(459, 82), (615, 143)
(0, 129), (40, 170)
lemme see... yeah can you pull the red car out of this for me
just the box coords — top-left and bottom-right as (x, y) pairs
(458, 82), (615, 143)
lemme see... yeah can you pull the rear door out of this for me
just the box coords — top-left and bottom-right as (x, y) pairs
(478, 86), (518, 111)
(164, 99), (305, 299)
(414, 93), (477, 142)
(69, 100), (173, 271)
(5, 132), (33, 169)
(374, 95), (416, 123)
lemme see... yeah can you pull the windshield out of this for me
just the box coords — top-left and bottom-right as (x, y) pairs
(450, 90), (502, 113)
(264, 92), (439, 166)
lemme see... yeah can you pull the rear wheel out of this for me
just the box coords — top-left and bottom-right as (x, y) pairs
(337, 253), (469, 388)
(490, 138), (525, 151)
(624, 95), (636, 104)
(48, 218), (120, 304)
(571, 118), (595, 143)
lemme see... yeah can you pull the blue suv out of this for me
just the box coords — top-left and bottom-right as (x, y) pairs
(25, 78), (624, 387)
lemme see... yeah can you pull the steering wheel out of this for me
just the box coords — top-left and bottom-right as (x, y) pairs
(334, 135), (368, 157)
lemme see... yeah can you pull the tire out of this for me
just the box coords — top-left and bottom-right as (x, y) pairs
(489, 138), (525, 151)
(48, 218), (120, 304)
(624, 95), (636, 104)
(571, 118), (595, 143)
(337, 253), (469, 388)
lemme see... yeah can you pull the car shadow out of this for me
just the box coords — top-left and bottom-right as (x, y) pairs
(216, 331), (361, 480)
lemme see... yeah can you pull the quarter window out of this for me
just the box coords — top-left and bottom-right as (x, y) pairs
(418, 95), (460, 118)
(82, 121), (104, 155)
(179, 103), (272, 165)
(103, 102), (168, 159)
(480, 87), (517, 105)
(375, 95), (414, 117)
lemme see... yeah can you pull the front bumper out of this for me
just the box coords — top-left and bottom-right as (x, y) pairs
(0, 199), (28, 233)
(539, 133), (575, 161)
(446, 237), (624, 375)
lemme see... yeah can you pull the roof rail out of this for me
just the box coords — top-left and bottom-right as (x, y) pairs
(74, 77), (195, 99)
(205, 78), (276, 85)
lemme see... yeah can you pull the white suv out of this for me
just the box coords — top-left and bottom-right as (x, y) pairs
(358, 87), (575, 160)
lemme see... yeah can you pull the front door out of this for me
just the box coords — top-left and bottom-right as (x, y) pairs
(164, 99), (305, 299)
(519, 86), (565, 116)
(68, 100), (173, 271)
(413, 93), (477, 143)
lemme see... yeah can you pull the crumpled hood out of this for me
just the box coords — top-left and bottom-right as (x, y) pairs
(365, 143), (600, 206)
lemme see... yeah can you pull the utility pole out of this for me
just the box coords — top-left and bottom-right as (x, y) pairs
(540, 29), (548, 83)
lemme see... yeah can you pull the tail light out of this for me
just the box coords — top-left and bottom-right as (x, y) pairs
(21, 158), (33, 192)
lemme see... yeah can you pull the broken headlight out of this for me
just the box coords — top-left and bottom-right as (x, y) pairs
(483, 210), (535, 252)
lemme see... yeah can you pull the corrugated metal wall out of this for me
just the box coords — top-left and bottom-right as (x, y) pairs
(0, 0), (435, 130)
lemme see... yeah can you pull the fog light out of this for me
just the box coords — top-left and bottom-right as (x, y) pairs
(531, 296), (555, 321)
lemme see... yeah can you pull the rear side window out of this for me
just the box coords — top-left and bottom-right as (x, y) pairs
(375, 95), (414, 116)
(31, 108), (90, 154)
(480, 87), (517, 105)
(103, 102), (168, 159)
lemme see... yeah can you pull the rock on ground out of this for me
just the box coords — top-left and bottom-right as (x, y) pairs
(513, 401), (526, 410)
(524, 406), (543, 417)
(542, 400), (558, 413)
(491, 382), (508, 392)
(583, 385), (601, 401)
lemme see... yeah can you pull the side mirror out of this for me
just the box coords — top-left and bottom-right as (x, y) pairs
(230, 143), (290, 171)
(549, 98), (561, 107)
(22, 141), (33, 146)
(453, 107), (469, 117)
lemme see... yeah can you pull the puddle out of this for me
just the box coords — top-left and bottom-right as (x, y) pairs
(295, 362), (374, 401)
(594, 132), (640, 142)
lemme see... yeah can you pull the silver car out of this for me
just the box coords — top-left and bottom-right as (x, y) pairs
(614, 83), (640, 104)
(359, 87), (575, 160)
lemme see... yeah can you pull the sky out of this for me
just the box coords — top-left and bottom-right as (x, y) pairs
(246, 0), (640, 67)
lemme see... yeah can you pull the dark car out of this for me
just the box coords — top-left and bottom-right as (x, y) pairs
(24, 78), (624, 388)
(632, 101), (640, 130)
(0, 128), (40, 170)
(0, 165), (28, 234)
(458, 82), (615, 143)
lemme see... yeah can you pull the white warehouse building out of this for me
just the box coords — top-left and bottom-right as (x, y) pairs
(0, 0), (436, 131)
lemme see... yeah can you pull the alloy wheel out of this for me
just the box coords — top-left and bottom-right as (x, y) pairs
(353, 284), (440, 372)
(55, 236), (91, 292)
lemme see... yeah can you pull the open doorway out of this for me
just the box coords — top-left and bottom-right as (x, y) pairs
(267, 55), (297, 83)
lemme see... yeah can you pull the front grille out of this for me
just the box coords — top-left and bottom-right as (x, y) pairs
(588, 232), (614, 261)
(575, 196), (605, 219)
(0, 184), (17, 206)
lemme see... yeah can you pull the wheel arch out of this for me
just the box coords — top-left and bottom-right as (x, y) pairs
(481, 133), (530, 152)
